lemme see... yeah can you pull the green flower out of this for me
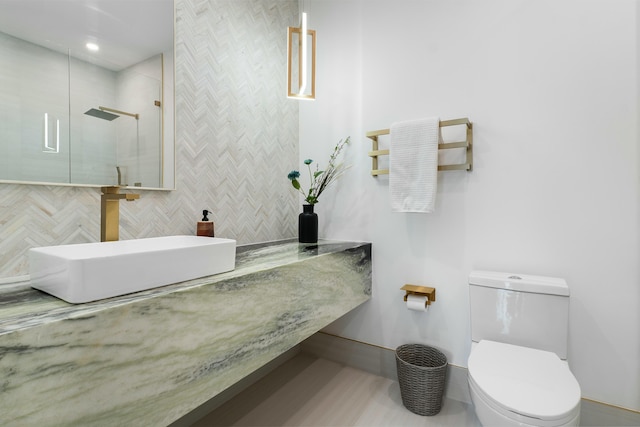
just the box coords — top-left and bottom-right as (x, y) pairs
(286, 137), (350, 205)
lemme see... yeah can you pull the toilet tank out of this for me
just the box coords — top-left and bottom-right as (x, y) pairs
(469, 271), (570, 359)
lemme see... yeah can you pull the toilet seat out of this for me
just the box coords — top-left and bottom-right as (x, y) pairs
(468, 340), (581, 425)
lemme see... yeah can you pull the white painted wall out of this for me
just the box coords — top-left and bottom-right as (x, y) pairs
(300, 0), (639, 411)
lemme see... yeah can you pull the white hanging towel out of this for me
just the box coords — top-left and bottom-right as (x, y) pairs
(389, 117), (439, 213)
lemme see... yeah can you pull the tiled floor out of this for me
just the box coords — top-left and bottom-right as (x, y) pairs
(192, 353), (480, 426)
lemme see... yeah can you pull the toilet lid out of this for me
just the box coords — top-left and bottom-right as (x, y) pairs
(468, 340), (581, 421)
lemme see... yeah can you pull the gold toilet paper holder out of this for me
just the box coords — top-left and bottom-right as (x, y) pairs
(401, 284), (436, 305)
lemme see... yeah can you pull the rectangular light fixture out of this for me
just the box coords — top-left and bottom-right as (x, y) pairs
(287, 12), (316, 100)
(43, 113), (60, 153)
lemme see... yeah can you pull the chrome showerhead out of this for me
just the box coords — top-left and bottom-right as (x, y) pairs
(84, 108), (119, 121)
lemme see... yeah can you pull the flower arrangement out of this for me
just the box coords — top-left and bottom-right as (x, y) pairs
(287, 137), (350, 205)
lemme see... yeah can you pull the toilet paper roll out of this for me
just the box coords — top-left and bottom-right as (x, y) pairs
(406, 294), (429, 312)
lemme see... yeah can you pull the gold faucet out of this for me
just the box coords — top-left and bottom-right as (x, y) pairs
(100, 186), (140, 242)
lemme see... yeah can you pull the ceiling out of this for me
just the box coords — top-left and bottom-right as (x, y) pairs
(0, 0), (173, 71)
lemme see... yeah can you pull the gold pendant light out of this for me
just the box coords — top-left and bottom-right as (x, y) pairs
(287, 7), (316, 100)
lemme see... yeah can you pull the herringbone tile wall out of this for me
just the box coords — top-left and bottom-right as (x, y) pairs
(0, 0), (299, 280)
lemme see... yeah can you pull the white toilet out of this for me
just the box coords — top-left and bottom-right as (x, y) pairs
(468, 271), (581, 427)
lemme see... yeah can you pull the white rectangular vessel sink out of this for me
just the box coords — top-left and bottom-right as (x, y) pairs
(29, 236), (236, 303)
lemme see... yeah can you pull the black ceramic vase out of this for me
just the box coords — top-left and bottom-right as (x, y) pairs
(298, 204), (318, 243)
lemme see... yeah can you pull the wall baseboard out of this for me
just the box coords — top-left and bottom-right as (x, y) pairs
(301, 332), (640, 427)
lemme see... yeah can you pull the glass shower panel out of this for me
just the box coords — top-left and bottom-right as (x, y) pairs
(69, 53), (162, 187)
(69, 54), (118, 185)
(114, 55), (163, 188)
(0, 31), (70, 183)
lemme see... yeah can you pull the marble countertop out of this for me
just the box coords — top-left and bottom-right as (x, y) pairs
(0, 239), (370, 335)
(0, 238), (372, 426)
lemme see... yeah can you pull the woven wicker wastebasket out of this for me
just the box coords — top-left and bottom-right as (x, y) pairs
(395, 344), (447, 416)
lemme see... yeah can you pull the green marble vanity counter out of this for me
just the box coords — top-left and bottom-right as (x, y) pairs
(0, 239), (371, 426)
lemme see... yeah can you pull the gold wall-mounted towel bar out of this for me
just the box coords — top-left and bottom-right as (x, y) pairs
(365, 117), (473, 176)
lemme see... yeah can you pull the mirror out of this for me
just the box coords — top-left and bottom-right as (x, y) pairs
(0, 0), (175, 190)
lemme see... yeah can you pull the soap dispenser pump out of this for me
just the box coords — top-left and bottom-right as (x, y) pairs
(197, 209), (215, 237)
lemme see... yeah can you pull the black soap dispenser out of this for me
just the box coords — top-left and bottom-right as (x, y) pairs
(197, 209), (215, 237)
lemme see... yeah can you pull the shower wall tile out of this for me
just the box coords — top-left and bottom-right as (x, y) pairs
(0, 0), (299, 280)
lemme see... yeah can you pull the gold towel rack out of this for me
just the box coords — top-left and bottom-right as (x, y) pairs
(365, 117), (473, 176)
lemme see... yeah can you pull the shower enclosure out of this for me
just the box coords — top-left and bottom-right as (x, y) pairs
(72, 53), (163, 188)
(0, 31), (164, 188)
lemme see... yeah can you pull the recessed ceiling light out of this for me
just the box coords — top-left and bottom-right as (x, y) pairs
(86, 42), (100, 52)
